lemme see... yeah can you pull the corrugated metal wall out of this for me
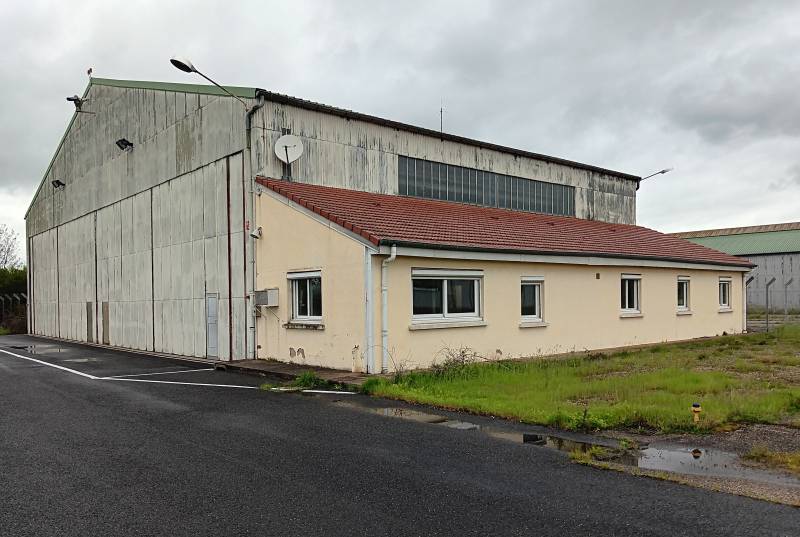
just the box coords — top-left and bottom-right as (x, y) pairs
(746, 253), (800, 310)
(26, 82), (251, 360)
(250, 101), (637, 225)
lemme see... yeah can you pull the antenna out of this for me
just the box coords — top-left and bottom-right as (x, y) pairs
(274, 134), (304, 164)
(275, 134), (304, 180)
(439, 98), (444, 134)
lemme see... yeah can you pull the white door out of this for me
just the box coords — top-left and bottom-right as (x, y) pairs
(206, 294), (219, 358)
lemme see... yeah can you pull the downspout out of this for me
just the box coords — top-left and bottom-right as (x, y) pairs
(742, 273), (748, 334)
(380, 244), (397, 374)
(364, 248), (374, 374)
(245, 90), (267, 359)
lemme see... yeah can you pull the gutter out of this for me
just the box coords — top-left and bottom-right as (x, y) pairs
(380, 244), (397, 374)
(376, 239), (756, 270)
(245, 89), (268, 359)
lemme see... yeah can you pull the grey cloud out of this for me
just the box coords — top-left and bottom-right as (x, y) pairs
(769, 164), (800, 192)
(1, 0), (799, 240)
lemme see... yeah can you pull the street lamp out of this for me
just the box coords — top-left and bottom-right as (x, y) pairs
(170, 56), (250, 111)
(640, 168), (673, 182)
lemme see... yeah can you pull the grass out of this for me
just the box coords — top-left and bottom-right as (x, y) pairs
(743, 445), (800, 476)
(0, 327), (9, 336)
(260, 371), (342, 391)
(362, 325), (800, 433)
(569, 445), (612, 464)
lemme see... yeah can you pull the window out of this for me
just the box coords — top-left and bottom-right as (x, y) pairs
(677, 277), (690, 311)
(289, 271), (322, 321)
(719, 278), (731, 309)
(521, 277), (543, 321)
(398, 155), (576, 217)
(412, 269), (481, 321)
(620, 274), (641, 313)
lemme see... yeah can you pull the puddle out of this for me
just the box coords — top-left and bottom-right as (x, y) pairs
(374, 407), (448, 424)
(8, 345), (66, 354)
(336, 403), (800, 488)
(636, 445), (800, 487)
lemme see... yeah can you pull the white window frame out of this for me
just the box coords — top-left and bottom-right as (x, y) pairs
(677, 276), (691, 312)
(411, 268), (482, 322)
(620, 274), (641, 314)
(521, 276), (544, 322)
(719, 277), (732, 310)
(288, 270), (322, 322)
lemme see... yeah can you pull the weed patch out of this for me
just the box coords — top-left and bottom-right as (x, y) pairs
(363, 326), (800, 433)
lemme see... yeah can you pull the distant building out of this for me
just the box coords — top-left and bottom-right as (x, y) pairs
(25, 77), (750, 371)
(672, 223), (800, 312)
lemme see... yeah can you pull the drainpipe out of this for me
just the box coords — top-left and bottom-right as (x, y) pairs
(364, 248), (374, 374)
(245, 90), (267, 359)
(381, 244), (397, 374)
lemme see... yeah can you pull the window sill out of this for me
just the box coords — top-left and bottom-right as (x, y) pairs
(619, 312), (643, 318)
(283, 321), (325, 330)
(409, 320), (487, 331)
(519, 320), (549, 328)
(676, 310), (693, 316)
(718, 307), (733, 313)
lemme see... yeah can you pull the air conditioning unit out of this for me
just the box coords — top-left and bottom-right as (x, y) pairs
(254, 288), (279, 307)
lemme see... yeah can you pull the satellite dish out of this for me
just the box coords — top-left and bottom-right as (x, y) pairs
(275, 134), (304, 164)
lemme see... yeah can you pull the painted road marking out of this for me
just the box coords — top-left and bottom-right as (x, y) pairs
(0, 349), (257, 389)
(100, 368), (215, 379)
(0, 348), (98, 379)
(104, 378), (259, 389)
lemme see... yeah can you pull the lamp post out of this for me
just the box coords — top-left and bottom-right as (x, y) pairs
(170, 56), (264, 360)
(169, 57), (251, 111)
(640, 168), (673, 182)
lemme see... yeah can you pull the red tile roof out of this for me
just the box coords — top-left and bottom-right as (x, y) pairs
(257, 177), (753, 268)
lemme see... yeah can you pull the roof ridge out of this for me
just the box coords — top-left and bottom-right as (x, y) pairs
(671, 221), (800, 238)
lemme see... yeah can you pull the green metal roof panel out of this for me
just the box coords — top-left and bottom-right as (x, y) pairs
(686, 229), (800, 256)
(90, 77), (257, 99)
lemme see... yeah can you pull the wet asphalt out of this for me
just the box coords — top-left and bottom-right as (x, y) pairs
(0, 334), (797, 536)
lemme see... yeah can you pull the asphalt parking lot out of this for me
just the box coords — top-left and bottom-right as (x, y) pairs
(1, 334), (797, 537)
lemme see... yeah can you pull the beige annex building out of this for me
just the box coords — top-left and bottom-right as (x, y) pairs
(26, 77), (751, 371)
(255, 179), (750, 372)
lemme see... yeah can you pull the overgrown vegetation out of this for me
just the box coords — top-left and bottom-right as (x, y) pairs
(291, 371), (335, 389)
(743, 445), (800, 476)
(0, 266), (26, 334)
(569, 445), (613, 464)
(362, 326), (800, 433)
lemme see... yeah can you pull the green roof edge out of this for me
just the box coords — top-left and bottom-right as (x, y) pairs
(89, 77), (258, 99)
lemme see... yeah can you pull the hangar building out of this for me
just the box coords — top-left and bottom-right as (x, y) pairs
(26, 77), (750, 371)
(672, 223), (800, 312)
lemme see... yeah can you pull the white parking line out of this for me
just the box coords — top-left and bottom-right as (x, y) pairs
(0, 348), (98, 379)
(100, 368), (215, 379)
(104, 378), (259, 389)
(0, 348), (257, 389)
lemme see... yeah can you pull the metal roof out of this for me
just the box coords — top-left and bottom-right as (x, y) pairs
(89, 78), (642, 181)
(672, 221), (800, 239)
(90, 77), (258, 99)
(27, 76), (641, 220)
(682, 229), (800, 256)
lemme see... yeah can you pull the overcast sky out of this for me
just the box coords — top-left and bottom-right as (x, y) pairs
(1, 0), (799, 258)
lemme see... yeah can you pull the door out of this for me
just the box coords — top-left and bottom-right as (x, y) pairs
(206, 294), (219, 358)
(86, 302), (93, 343)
